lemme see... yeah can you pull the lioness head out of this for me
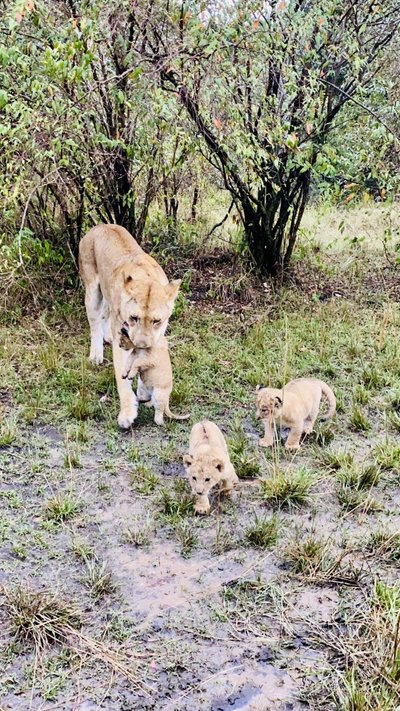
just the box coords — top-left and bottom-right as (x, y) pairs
(183, 451), (225, 497)
(120, 275), (181, 349)
(256, 387), (283, 420)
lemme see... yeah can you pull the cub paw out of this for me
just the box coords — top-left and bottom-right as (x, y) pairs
(285, 442), (301, 451)
(259, 437), (273, 448)
(195, 503), (210, 515)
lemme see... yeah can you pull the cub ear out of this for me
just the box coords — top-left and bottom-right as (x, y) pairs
(214, 459), (225, 473)
(256, 383), (265, 392)
(183, 454), (193, 467)
(274, 396), (282, 406)
(165, 279), (181, 304)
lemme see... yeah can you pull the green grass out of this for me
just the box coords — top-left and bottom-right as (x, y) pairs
(44, 494), (82, 523)
(3, 586), (81, 650)
(228, 418), (260, 479)
(245, 514), (279, 549)
(259, 467), (316, 509)
(374, 441), (400, 472)
(174, 520), (199, 558)
(81, 557), (116, 599)
(159, 479), (194, 519)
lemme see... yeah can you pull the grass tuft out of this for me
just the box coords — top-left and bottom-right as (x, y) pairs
(228, 418), (260, 479)
(2, 586), (81, 650)
(374, 441), (400, 472)
(259, 467), (315, 509)
(246, 513), (279, 549)
(82, 557), (116, 599)
(159, 479), (194, 518)
(174, 520), (199, 558)
(45, 494), (81, 523)
(349, 406), (370, 432)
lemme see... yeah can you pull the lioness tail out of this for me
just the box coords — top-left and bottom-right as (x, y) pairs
(318, 381), (336, 420)
(165, 405), (190, 421)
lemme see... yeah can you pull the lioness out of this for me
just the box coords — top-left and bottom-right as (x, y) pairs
(183, 421), (239, 514)
(256, 378), (336, 450)
(79, 224), (181, 428)
(119, 326), (189, 426)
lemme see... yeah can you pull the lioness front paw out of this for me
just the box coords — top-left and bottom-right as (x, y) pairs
(259, 437), (273, 448)
(89, 349), (103, 366)
(117, 408), (138, 429)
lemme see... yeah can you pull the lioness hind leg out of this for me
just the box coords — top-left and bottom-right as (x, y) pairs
(85, 280), (104, 365)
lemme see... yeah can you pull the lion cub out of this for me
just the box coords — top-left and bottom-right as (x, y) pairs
(256, 378), (336, 450)
(119, 326), (189, 426)
(183, 421), (239, 515)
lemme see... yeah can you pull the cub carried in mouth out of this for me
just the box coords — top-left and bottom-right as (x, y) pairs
(119, 325), (189, 426)
(256, 378), (336, 450)
(183, 421), (239, 515)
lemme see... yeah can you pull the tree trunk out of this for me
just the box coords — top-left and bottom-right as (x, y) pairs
(242, 173), (310, 276)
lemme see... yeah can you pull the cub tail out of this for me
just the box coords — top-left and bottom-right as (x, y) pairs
(165, 405), (190, 421)
(319, 381), (336, 420)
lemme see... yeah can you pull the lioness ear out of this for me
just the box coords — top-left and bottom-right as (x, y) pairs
(274, 396), (282, 406)
(165, 279), (181, 303)
(183, 454), (193, 467)
(214, 459), (225, 473)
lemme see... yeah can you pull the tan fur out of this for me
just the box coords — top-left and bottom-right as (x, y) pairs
(256, 378), (336, 450)
(183, 421), (239, 515)
(120, 333), (189, 426)
(79, 224), (180, 428)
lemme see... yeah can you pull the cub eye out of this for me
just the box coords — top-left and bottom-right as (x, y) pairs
(192, 475), (197, 481)
(130, 316), (139, 323)
(205, 477), (211, 482)
(153, 319), (161, 326)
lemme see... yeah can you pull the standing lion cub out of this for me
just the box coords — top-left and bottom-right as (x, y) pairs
(183, 421), (239, 514)
(256, 378), (336, 450)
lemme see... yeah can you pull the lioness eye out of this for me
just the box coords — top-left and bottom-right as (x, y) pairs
(192, 475), (197, 481)
(205, 477), (210, 482)
(130, 315), (139, 323)
(153, 319), (161, 326)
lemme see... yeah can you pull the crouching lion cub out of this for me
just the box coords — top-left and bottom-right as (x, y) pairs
(183, 421), (239, 515)
(119, 326), (189, 426)
(256, 378), (336, 450)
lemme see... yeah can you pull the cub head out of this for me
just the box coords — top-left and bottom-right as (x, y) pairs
(183, 451), (225, 497)
(256, 386), (283, 421)
(120, 274), (181, 349)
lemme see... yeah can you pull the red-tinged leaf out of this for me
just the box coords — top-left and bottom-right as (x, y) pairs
(305, 123), (312, 135)
(26, 0), (34, 11)
(15, 11), (24, 22)
(318, 17), (324, 26)
(344, 193), (355, 204)
(253, 20), (260, 30)
(277, 0), (286, 11)
(214, 117), (222, 130)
